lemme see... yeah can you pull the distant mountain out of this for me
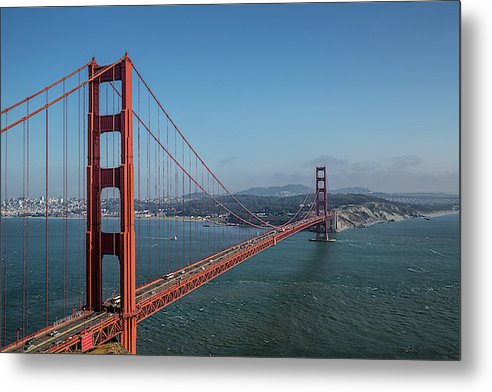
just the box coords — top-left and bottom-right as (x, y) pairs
(237, 184), (314, 197)
(370, 192), (459, 207)
(235, 184), (458, 207)
(331, 187), (373, 195)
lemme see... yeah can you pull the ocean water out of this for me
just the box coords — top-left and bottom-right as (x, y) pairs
(1, 214), (460, 359)
(136, 214), (460, 359)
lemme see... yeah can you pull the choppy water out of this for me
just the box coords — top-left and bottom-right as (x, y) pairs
(1, 214), (459, 359)
(137, 214), (460, 359)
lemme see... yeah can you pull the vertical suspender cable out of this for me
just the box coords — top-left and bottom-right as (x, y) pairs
(63, 80), (68, 316)
(147, 91), (151, 280)
(212, 175), (215, 252)
(217, 181), (220, 251)
(221, 172), (224, 248)
(201, 160), (204, 260)
(182, 137), (185, 268)
(45, 91), (49, 326)
(164, 120), (171, 273)
(26, 100), (30, 334)
(2, 114), (7, 343)
(157, 106), (161, 273)
(105, 83), (109, 298)
(26, 100), (30, 335)
(62, 81), (66, 315)
(117, 83), (121, 289)
(215, 180), (218, 252)
(0, 117), (2, 346)
(112, 69), (116, 295)
(104, 82), (109, 298)
(166, 118), (170, 273)
(78, 71), (82, 309)
(22, 111), (26, 337)
(137, 77), (141, 283)
(97, 75), (102, 305)
(0, 118), (3, 346)
(3, 113), (9, 342)
(214, 179), (217, 251)
(62, 85), (65, 314)
(195, 155), (198, 261)
(189, 148), (192, 265)
(174, 124), (178, 271)
(0, 113), (2, 347)
(82, 82), (86, 303)
(89, 68), (94, 310)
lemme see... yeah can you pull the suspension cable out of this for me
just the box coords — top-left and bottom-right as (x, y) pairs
(110, 80), (321, 230)
(1, 57), (124, 134)
(130, 61), (277, 228)
(132, 107), (269, 230)
(1, 61), (91, 116)
(108, 80), (272, 230)
(45, 90), (49, 327)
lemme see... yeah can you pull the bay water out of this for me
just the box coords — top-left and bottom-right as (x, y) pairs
(137, 214), (460, 359)
(1, 214), (459, 359)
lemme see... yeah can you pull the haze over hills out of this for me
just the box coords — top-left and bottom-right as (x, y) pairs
(331, 187), (372, 194)
(236, 184), (314, 197)
(235, 184), (459, 207)
(4, 185), (459, 231)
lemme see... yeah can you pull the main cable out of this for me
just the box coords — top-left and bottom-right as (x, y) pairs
(1, 57), (124, 134)
(130, 62), (277, 229)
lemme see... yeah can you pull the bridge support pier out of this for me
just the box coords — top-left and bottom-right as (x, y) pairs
(310, 166), (336, 242)
(86, 54), (137, 354)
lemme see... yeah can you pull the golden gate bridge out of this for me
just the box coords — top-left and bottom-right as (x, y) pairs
(0, 54), (334, 354)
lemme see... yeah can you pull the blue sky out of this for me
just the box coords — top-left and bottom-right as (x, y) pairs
(1, 2), (459, 194)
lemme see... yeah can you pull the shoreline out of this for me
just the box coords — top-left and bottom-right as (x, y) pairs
(2, 209), (459, 231)
(335, 209), (458, 233)
(422, 210), (459, 218)
(0, 215), (234, 226)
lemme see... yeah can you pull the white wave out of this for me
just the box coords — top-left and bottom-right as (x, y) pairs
(407, 267), (428, 273)
(430, 249), (445, 257)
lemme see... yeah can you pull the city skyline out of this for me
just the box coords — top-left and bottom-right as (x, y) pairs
(2, 2), (459, 196)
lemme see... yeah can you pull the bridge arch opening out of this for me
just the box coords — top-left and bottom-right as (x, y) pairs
(99, 80), (122, 116)
(100, 131), (122, 169)
(101, 187), (121, 233)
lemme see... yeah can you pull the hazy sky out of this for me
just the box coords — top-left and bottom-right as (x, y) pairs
(1, 2), (459, 195)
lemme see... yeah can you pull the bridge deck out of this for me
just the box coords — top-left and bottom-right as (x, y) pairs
(1, 216), (325, 353)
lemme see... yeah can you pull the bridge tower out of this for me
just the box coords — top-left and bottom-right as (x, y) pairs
(311, 166), (331, 242)
(86, 55), (137, 353)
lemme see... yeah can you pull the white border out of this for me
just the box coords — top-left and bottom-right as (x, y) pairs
(2, 0), (491, 391)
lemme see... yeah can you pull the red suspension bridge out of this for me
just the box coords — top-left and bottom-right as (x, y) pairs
(0, 54), (335, 354)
